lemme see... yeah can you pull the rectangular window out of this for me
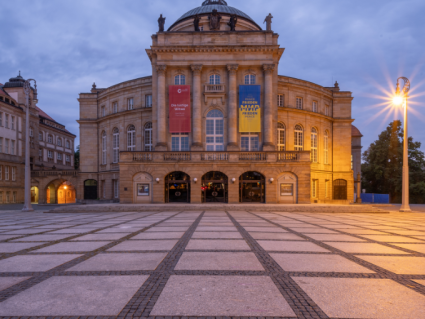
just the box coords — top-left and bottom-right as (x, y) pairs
(325, 105), (331, 116)
(12, 192), (16, 203)
(5, 114), (9, 128)
(312, 180), (318, 198)
(325, 180), (329, 198)
(278, 94), (284, 107)
(240, 133), (259, 151)
(113, 180), (119, 198)
(296, 97), (303, 110)
(5, 139), (9, 154)
(57, 153), (62, 161)
(11, 116), (15, 130)
(11, 140), (15, 155)
(48, 150), (53, 159)
(102, 134), (107, 164)
(171, 133), (189, 151)
(5, 192), (9, 203)
(102, 180), (106, 198)
(312, 101), (318, 113)
(127, 98), (134, 110)
(11, 167), (16, 181)
(113, 102), (118, 113)
(0, 137), (2, 153)
(66, 155), (70, 163)
(113, 133), (119, 163)
(145, 95), (152, 108)
(137, 184), (150, 196)
(39, 132), (43, 141)
(101, 106), (105, 117)
(5, 166), (9, 181)
(324, 135), (329, 164)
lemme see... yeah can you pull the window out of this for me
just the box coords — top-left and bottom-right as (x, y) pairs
(205, 110), (224, 151)
(311, 127), (318, 163)
(312, 101), (318, 113)
(209, 74), (220, 85)
(174, 75), (186, 85)
(66, 140), (70, 148)
(241, 133), (259, 151)
(0, 166), (2, 180)
(5, 166), (9, 180)
(171, 133), (189, 151)
(48, 150), (53, 159)
(11, 140), (15, 155)
(39, 132), (43, 141)
(0, 138), (2, 153)
(127, 125), (136, 151)
(5, 139), (9, 154)
(113, 128), (119, 163)
(113, 180), (119, 199)
(57, 138), (62, 146)
(11, 167), (16, 181)
(278, 94), (284, 107)
(244, 74), (256, 85)
(5, 192), (9, 203)
(29, 126), (33, 137)
(102, 131), (107, 164)
(324, 131), (329, 164)
(312, 180), (318, 198)
(334, 179), (347, 200)
(296, 97), (303, 110)
(277, 122), (285, 151)
(145, 95), (152, 108)
(294, 125), (303, 151)
(101, 106), (105, 117)
(39, 148), (43, 160)
(11, 116), (15, 130)
(144, 122), (153, 151)
(113, 102), (118, 114)
(12, 192), (16, 203)
(66, 154), (70, 163)
(5, 114), (9, 128)
(325, 105), (331, 116)
(127, 98), (134, 110)
(0, 113), (2, 126)
(48, 135), (53, 143)
(325, 180), (329, 198)
(57, 153), (62, 161)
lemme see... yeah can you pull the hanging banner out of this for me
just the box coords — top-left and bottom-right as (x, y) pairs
(239, 85), (261, 132)
(169, 85), (191, 133)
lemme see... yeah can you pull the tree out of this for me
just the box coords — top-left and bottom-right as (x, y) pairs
(361, 121), (425, 203)
(74, 145), (80, 170)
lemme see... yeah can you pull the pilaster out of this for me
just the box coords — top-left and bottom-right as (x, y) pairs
(227, 64), (239, 150)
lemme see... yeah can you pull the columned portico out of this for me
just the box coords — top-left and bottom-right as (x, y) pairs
(227, 64), (239, 150)
(263, 64), (275, 150)
(156, 64), (167, 150)
(191, 64), (203, 150)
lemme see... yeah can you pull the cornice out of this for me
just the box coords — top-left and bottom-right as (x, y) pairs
(150, 45), (281, 54)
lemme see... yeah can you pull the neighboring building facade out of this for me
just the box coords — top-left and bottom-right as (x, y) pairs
(351, 125), (363, 194)
(78, 0), (360, 204)
(0, 73), (77, 204)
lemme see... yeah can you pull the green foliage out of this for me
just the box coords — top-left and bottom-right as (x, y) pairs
(361, 121), (425, 203)
(74, 145), (80, 170)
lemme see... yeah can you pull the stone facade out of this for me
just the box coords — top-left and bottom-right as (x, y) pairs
(77, 1), (361, 205)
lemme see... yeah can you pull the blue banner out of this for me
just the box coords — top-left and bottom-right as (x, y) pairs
(239, 85), (261, 132)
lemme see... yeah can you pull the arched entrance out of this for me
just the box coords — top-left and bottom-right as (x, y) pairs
(58, 182), (76, 204)
(165, 171), (190, 203)
(46, 183), (56, 204)
(202, 171), (228, 203)
(334, 179), (347, 200)
(31, 186), (39, 204)
(240, 171), (265, 203)
(84, 180), (98, 200)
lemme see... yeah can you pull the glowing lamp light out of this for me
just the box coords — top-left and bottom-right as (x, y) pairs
(393, 95), (403, 106)
(64, 186), (67, 190)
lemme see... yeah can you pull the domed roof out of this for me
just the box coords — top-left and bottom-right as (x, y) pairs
(168, 0), (261, 31)
(3, 71), (25, 88)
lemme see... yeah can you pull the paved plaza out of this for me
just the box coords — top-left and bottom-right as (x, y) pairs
(0, 210), (423, 318)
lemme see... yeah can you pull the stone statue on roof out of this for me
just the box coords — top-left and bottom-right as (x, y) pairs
(158, 14), (166, 32)
(194, 14), (201, 32)
(209, 9), (222, 30)
(264, 13), (273, 31)
(228, 14), (237, 31)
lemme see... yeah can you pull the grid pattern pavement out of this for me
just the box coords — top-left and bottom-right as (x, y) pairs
(0, 210), (424, 318)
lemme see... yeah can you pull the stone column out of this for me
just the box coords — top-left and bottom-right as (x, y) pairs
(155, 65), (167, 150)
(227, 64), (239, 150)
(191, 64), (203, 150)
(263, 64), (275, 151)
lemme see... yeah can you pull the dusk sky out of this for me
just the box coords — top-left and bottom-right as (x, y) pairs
(1, 0), (424, 153)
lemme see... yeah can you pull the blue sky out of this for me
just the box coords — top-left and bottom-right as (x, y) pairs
(1, 0), (424, 152)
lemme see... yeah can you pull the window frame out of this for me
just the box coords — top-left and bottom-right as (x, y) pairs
(240, 133), (260, 151)
(145, 95), (152, 108)
(112, 128), (119, 163)
(171, 133), (190, 152)
(113, 102), (118, 114)
(277, 122), (285, 151)
(127, 98), (134, 110)
(311, 127), (318, 163)
(144, 122), (153, 151)
(127, 125), (136, 151)
(312, 101), (318, 113)
(205, 110), (224, 151)
(209, 74), (221, 85)
(48, 135), (53, 144)
(294, 125), (304, 151)
(244, 74), (256, 85)
(102, 131), (107, 164)
(296, 97), (303, 110)
(11, 167), (16, 181)
(278, 94), (284, 107)
(174, 75), (186, 85)
(324, 130), (329, 164)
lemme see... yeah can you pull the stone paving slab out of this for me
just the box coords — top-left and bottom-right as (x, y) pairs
(0, 242), (43, 253)
(356, 256), (425, 274)
(293, 277), (425, 318)
(108, 239), (178, 251)
(11, 234), (74, 242)
(325, 242), (409, 254)
(150, 275), (295, 316)
(306, 233), (366, 242)
(250, 232), (305, 240)
(175, 252), (264, 270)
(360, 235), (424, 243)
(33, 241), (111, 253)
(132, 231), (185, 239)
(393, 243), (425, 254)
(257, 240), (330, 252)
(192, 231), (243, 238)
(0, 254), (83, 272)
(185, 239), (250, 250)
(69, 233), (129, 241)
(0, 277), (31, 291)
(0, 275), (149, 316)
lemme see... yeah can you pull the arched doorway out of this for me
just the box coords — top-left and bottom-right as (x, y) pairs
(165, 172), (190, 203)
(46, 183), (56, 204)
(334, 179), (347, 200)
(84, 180), (98, 200)
(58, 182), (76, 204)
(202, 171), (228, 203)
(239, 171), (265, 203)
(31, 186), (39, 204)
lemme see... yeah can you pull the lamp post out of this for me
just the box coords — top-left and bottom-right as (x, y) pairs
(393, 77), (411, 212)
(22, 79), (38, 212)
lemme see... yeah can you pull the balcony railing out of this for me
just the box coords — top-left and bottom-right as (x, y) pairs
(205, 84), (225, 93)
(121, 151), (310, 164)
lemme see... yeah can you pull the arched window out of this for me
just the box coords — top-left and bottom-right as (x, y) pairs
(174, 75), (185, 85)
(209, 74), (220, 85)
(127, 125), (136, 151)
(311, 127), (318, 163)
(277, 122), (285, 151)
(57, 137), (62, 147)
(112, 128), (119, 163)
(102, 131), (106, 165)
(294, 125), (303, 151)
(47, 134), (53, 144)
(244, 74), (256, 85)
(324, 130), (329, 164)
(144, 122), (153, 151)
(39, 132), (43, 141)
(206, 110), (224, 151)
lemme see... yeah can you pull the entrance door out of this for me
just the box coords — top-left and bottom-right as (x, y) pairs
(334, 179), (347, 200)
(165, 172), (190, 203)
(84, 180), (98, 200)
(239, 171), (265, 203)
(202, 171), (228, 203)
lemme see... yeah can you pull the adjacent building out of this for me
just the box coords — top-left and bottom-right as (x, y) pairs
(77, 0), (362, 204)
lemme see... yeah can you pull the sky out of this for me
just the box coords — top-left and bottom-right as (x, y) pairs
(1, 0), (424, 153)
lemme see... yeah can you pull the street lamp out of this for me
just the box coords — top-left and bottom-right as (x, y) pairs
(22, 78), (38, 212)
(393, 77), (411, 212)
